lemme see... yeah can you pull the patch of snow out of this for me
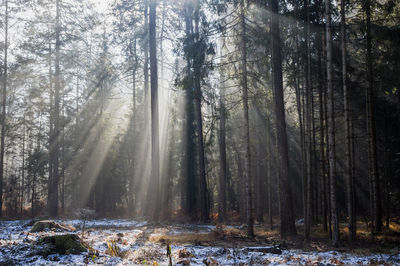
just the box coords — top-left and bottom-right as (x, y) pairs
(1, 219), (399, 265)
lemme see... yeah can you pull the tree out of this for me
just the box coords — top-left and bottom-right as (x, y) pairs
(193, 0), (209, 222)
(181, 0), (196, 218)
(149, 0), (160, 222)
(365, 0), (382, 234)
(49, 0), (61, 217)
(218, 40), (227, 222)
(270, 0), (297, 238)
(325, 0), (339, 245)
(0, 0), (8, 218)
(240, 0), (253, 237)
(341, 0), (356, 242)
(303, 0), (312, 240)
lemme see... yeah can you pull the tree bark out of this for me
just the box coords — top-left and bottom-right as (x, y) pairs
(49, 0), (61, 218)
(192, 2), (209, 222)
(325, 0), (339, 245)
(266, 114), (273, 230)
(365, 0), (382, 233)
(240, 0), (254, 237)
(149, 0), (160, 222)
(0, 0), (8, 218)
(20, 119), (25, 217)
(317, 24), (327, 232)
(304, 0), (312, 240)
(255, 144), (263, 222)
(144, 2), (149, 103)
(341, 0), (355, 242)
(182, 2), (196, 217)
(218, 48), (227, 221)
(271, 0), (297, 238)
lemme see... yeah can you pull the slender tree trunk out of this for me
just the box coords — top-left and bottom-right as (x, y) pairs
(133, 38), (137, 111)
(48, 43), (53, 210)
(32, 173), (36, 217)
(321, 26), (332, 238)
(182, 3), (196, 217)
(20, 121), (25, 217)
(304, 0), (312, 239)
(49, 0), (61, 217)
(143, 4), (150, 217)
(317, 21), (327, 232)
(365, 0), (382, 233)
(383, 108), (390, 229)
(149, 0), (160, 222)
(341, 0), (355, 242)
(325, 0), (339, 245)
(266, 114), (273, 230)
(194, 59), (208, 222)
(144, 2), (149, 103)
(255, 144), (263, 222)
(292, 20), (305, 232)
(240, 0), (254, 237)
(350, 116), (357, 234)
(128, 38), (137, 216)
(294, 36), (307, 238)
(271, 0), (297, 238)
(72, 69), (79, 208)
(192, 2), (209, 222)
(218, 54), (227, 221)
(312, 87), (318, 224)
(61, 97), (65, 214)
(234, 145), (246, 222)
(0, 0), (8, 218)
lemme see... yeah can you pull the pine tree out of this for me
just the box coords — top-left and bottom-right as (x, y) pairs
(271, 0), (297, 238)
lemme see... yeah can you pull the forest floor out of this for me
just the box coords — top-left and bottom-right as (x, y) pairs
(0, 218), (400, 265)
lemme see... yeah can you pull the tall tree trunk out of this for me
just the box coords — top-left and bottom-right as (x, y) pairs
(149, 0), (160, 222)
(266, 114), (273, 230)
(182, 3), (196, 217)
(32, 173), (36, 217)
(240, 0), (254, 237)
(0, 0), (8, 218)
(133, 38), (137, 111)
(325, 0), (339, 245)
(234, 144), (246, 222)
(193, 2), (209, 222)
(61, 97), (65, 214)
(294, 31), (307, 238)
(383, 108), (390, 229)
(317, 21), (327, 232)
(365, 0), (382, 233)
(144, 2), (149, 103)
(128, 38), (137, 215)
(304, 0), (312, 240)
(49, 0), (61, 217)
(194, 60), (208, 222)
(341, 0), (355, 242)
(271, 0), (297, 238)
(312, 87), (318, 224)
(322, 27), (332, 238)
(218, 52), (227, 221)
(350, 116), (357, 233)
(47, 43), (54, 211)
(255, 144), (263, 222)
(20, 120), (25, 217)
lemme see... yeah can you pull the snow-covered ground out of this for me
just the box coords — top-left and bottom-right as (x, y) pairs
(1, 219), (399, 265)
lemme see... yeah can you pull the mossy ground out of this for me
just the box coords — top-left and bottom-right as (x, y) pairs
(30, 220), (75, 233)
(38, 234), (87, 255)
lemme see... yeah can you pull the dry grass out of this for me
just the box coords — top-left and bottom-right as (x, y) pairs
(148, 225), (258, 246)
(146, 220), (400, 254)
(149, 232), (215, 245)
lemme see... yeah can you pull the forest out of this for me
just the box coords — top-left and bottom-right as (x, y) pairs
(0, 0), (399, 264)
